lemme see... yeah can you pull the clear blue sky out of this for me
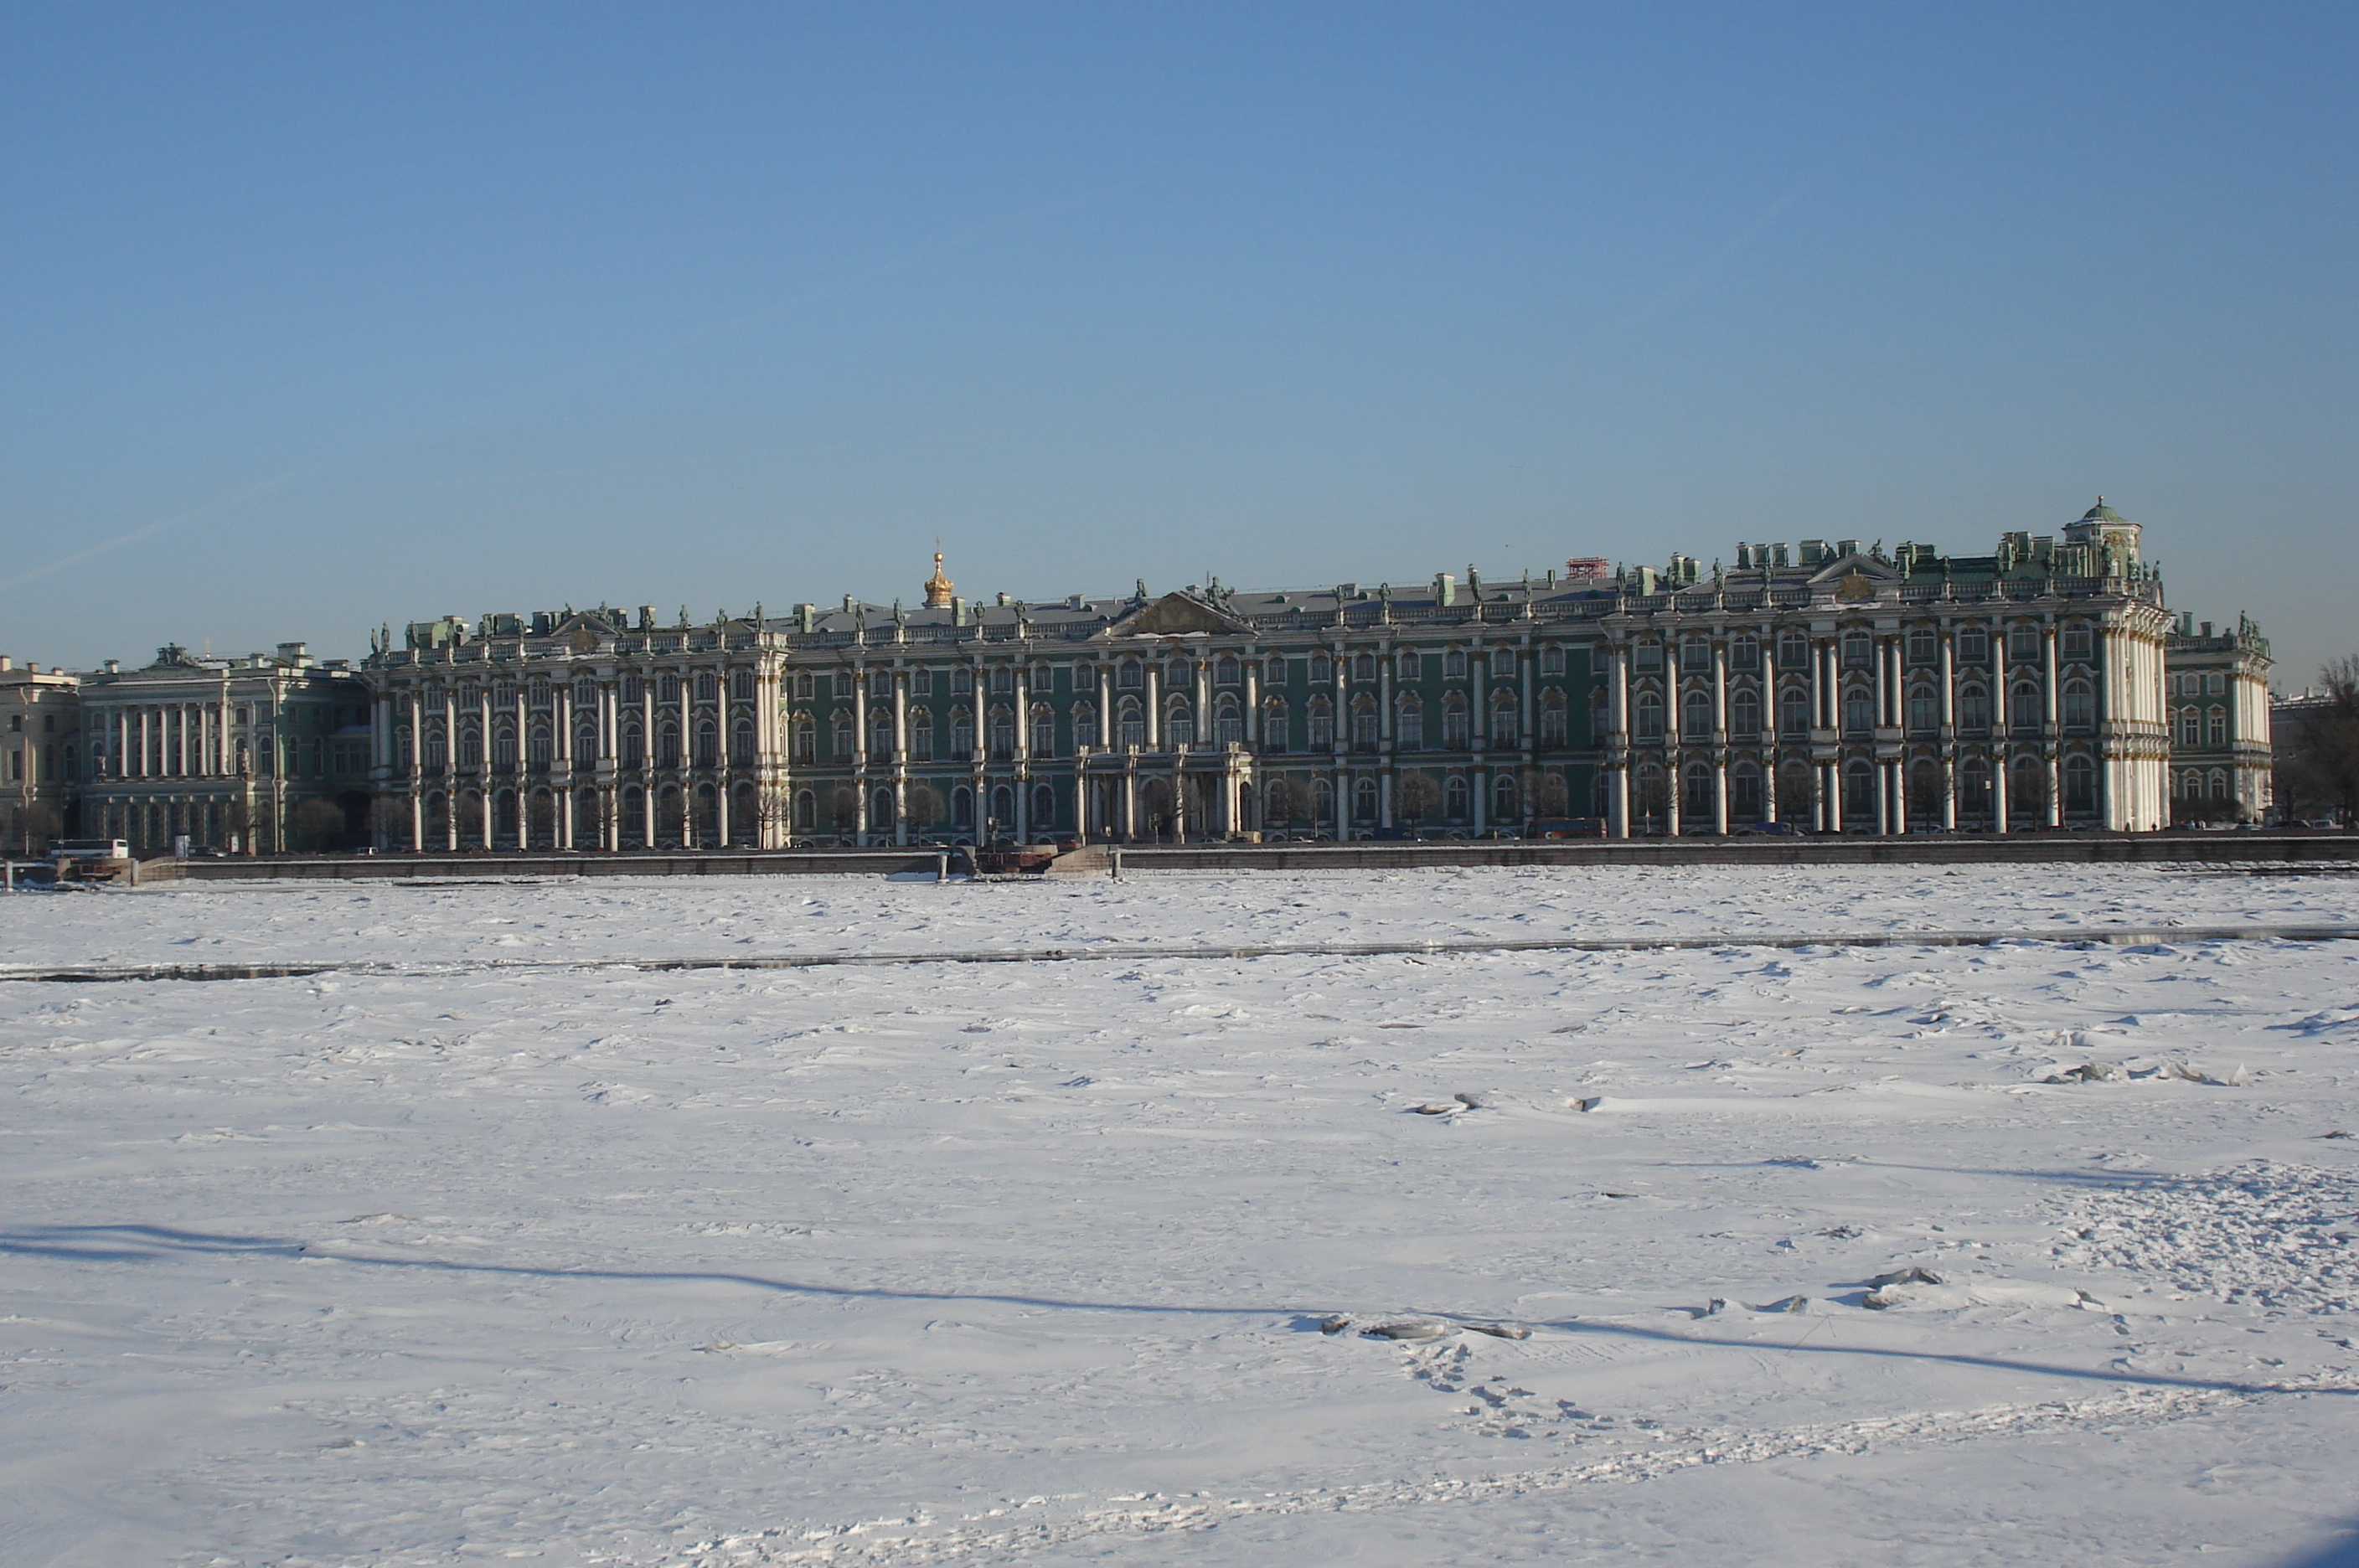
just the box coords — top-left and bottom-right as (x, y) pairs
(4, 3), (2353, 684)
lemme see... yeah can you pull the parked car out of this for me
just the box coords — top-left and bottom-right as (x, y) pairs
(1743, 821), (1802, 836)
(1529, 818), (1603, 839)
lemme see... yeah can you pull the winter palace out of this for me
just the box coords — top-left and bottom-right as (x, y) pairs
(343, 499), (2227, 852)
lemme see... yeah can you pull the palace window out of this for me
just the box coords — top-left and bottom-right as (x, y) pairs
(1634, 641), (1663, 671)
(2207, 708), (2227, 745)
(951, 706), (976, 759)
(1635, 692), (1665, 740)
(870, 669), (893, 700)
(1355, 776), (1379, 821)
(573, 679), (596, 708)
(1957, 627), (1990, 663)
(1842, 631), (1872, 669)
(907, 706), (933, 761)
(1907, 627), (1937, 664)
(1909, 685), (1938, 734)
(989, 706), (1016, 758)
(2008, 624), (2041, 663)
(1350, 696), (1377, 748)
(1959, 684), (1990, 731)
(1540, 644), (1567, 676)
(1262, 697), (1289, 752)
(529, 725), (553, 770)
(1353, 654), (1378, 683)
(1684, 762), (1712, 820)
(1729, 689), (1760, 739)
(730, 720), (753, 766)
(869, 709), (894, 756)
(1778, 631), (1809, 668)
(1682, 638), (1711, 672)
(660, 722), (683, 768)
(1396, 651), (1419, 681)
(1730, 635), (1758, 671)
(1118, 661), (1142, 690)
(658, 675), (681, 706)
(2062, 625), (2093, 660)
(1541, 693), (1567, 745)
(1302, 699), (1329, 750)
(1445, 648), (1469, 679)
(1443, 693), (1470, 747)
(1843, 689), (1873, 734)
(952, 667), (974, 696)
(635, 722), (656, 768)
(829, 717), (851, 761)
(1682, 690), (1711, 738)
(1396, 693), (1423, 750)
(732, 669), (754, 701)
(1215, 697), (1243, 747)
(992, 667), (1015, 695)
(1030, 703), (1057, 757)
(1446, 775), (1469, 818)
(2066, 756), (2097, 813)
(2011, 682), (2043, 731)
(1733, 765), (1763, 822)
(1494, 773), (1520, 821)
(1781, 687), (1809, 736)
(1117, 699), (1144, 750)
(1845, 761), (1874, 821)
(1216, 658), (1241, 687)
(2207, 673), (2227, 695)
(2063, 681), (2094, 730)
(1310, 654), (1333, 685)
(1071, 701), (1095, 748)
(1166, 699), (1194, 748)
(458, 727), (483, 769)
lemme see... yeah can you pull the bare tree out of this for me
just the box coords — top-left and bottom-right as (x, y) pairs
(527, 792), (556, 848)
(904, 781), (946, 833)
(1907, 761), (1949, 828)
(1262, 776), (1296, 827)
(1774, 767), (1816, 829)
(222, 797), (254, 854)
(1632, 769), (1671, 833)
(827, 784), (859, 836)
(2010, 761), (2050, 827)
(1530, 769), (1570, 818)
(2287, 656), (2359, 825)
(1394, 771), (1440, 823)
(368, 795), (409, 850)
(292, 798), (345, 852)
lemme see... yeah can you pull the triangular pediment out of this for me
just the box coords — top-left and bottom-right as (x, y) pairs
(1803, 553), (1902, 586)
(1114, 592), (1250, 637)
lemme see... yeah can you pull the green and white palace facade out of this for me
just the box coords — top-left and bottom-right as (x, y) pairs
(361, 502), (2184, 849)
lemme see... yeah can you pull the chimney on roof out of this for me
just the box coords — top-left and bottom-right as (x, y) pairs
(0, 656), (11, 672)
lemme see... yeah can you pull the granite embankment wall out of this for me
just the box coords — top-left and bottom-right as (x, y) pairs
(134, 833), (2359, 882)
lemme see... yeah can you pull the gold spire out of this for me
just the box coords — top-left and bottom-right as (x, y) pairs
(923, 547), (954, 608)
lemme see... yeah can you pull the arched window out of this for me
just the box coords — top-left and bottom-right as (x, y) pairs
(872, 787), (896, 828)
(991, 667), (1014, 695)
(2062, 680), (2093, 730)
(1445, 774), (1469, 818)
(1071, 701), (1095, 750)
(1214, 696), (1243, 747)
(2066, 756), (2098, 813)
(1396, 693), (1424, 750)
(1732, 763), (1763, 821)
(792, 672), (813, 700)
(1164, 699), (1193, 748)
(950, 705), (976, 759)
(1683, 638), (1711, 672)
(658, 675), (681, 706)
(989, 705), (1016, 758)
(695, 672), (720, 704)
(1491, 695), (1519, 746)
(794, 788), (815, 830)
(1843, 689), (1873, 734)
(576, 723), (599, 763)
(458, 727), (483, 768)
(2209, 767), (2230, 800)
(1306, 698), (1334, 750)
(1908, 684), (1938, 734)
(731, 668), (753, 701)
(622, 721), (645, 768)
(730, 720), (754, 766)
(1957, 627), (1990, 664)
(1353, 654), (1378, 683)
(952, 786), (973, 830)
(1682, 689), (1712, 738)
(989, 783), (1015, 829)
(1310, 654), (1333, 685)
(1217, 657), (1241, 686)
(2207, 706), (2228, 746)
(1843, 631), (1872, 668)
(1354, 776), (1379, 821)
(1844, 761), (1874, 822)
(1959, 684), (1990, 732)
(1683, 761), (1713, 819)
(425, 726), (448, 770)
(1117, 699), (1145, 750)
(1443, 692), (1471, 747)
(1030, 703), (1057, 757)
(1729, 688), (1760, 739)
(529, 725), (552, 770)
(1540, 644), (1567, 676)
(1635, 692), (1665, 740)
(1118, 660), (1143, 690)
(1780, 686), (1810, 735)
(1494, 772), (1520, 821)
(1350, 695), (1377, 747)
(869, 709), (895, 757)
(1541, 692), (1568, 745)
(907, 706), (933, 761)
(694, 719), (718, 767)
(2008, 624), (2040, 663)
(2010, 682), (2042, 731)
(1262, 696), (1290, 753)
(1032, 781), (1056, 828)
(1444, 648), (1469, 679)
(1907, 627), (1937, 664)
(1778, 631), (1809, 668)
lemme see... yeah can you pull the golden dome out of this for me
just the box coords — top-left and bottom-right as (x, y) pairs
(923, 549), (954, 608)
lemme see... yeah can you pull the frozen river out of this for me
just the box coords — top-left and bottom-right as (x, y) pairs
(3, 866), (2356, 1565)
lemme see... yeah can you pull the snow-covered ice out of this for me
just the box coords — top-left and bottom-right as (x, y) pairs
(3, 865), (2357, 1566)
